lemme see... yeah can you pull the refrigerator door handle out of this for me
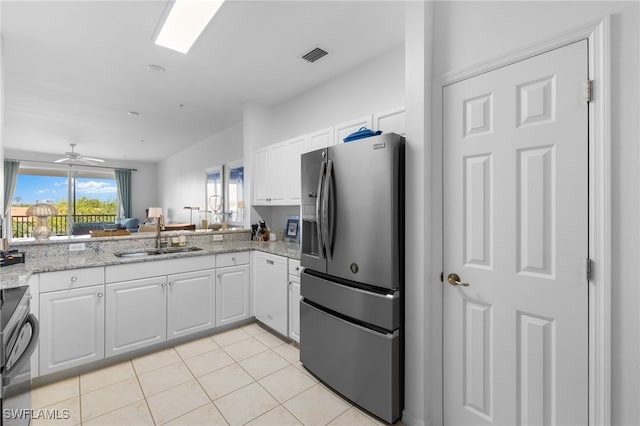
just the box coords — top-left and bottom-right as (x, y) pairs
(316, 160), (327, 258)
(323, 160), (334, 260)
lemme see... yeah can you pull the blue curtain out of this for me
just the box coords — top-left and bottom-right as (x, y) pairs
(114, 169), (132, 218)
(4, 160), (20, 218)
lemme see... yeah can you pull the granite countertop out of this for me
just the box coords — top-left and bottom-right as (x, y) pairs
(1, 240), (301, 290)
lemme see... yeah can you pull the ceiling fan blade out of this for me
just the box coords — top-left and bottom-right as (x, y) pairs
(76, 158), (98, 165)
(82, 156), (105, 163)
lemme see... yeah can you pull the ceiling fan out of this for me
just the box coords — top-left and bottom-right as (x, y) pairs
(54, 143), (105, 165)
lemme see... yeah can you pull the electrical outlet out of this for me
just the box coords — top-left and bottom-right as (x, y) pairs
(68, 243), (86, 252)
(213, 234), (223, 241)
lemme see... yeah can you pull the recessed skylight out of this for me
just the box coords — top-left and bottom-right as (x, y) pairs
(155, 0), (224, 54)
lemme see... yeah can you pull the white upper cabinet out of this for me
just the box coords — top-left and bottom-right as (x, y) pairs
(253, 136), (307, 206)
(253, 147), (271, 204)
(334, 115), (373, 144)
(252, 108), (403, 206)
(284, 136), (307, 203)
(373, 106), (406, 136)
(307, 127), (334, 152)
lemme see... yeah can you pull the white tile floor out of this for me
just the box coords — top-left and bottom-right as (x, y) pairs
(31, 323), (391, 425)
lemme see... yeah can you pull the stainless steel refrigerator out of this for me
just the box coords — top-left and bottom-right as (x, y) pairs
(300, 133), (404, 423)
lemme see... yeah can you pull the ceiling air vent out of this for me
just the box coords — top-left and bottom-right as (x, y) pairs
(301, 47), (329, 63)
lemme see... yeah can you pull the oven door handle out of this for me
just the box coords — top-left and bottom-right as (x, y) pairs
(3, 314), (39, 381)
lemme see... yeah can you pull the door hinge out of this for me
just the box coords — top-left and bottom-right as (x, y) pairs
(585, 79), (593, 103)
(586, 258), (593, 281)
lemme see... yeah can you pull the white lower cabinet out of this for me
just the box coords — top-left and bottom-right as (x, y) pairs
(253, 252), (288, 336)
(216, 264), (250, 326)
(288, 258), (302, 343)
(39, 285), (105, 375)
(168, 270), (216, 339)
(105, 277), (167, 357)
(288, 275), (301, 343)
(35, 250), (304, 378)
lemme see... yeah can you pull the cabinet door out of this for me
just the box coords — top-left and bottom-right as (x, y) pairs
(269, 142), (288, 203)
(307, 127), (334, 152)
(167, 270), (216, 340)
(373, 106), (406, 136)
(253, 253), (288, 336)
(39, 285), (105, 375)
(334, 115), (373, 144)
(284, 136), (308, 204)
(288, 275), (301, 343)
(253, 147), (270, 204)
(105, 277), (167, 357)
(216, 264), (250, 326)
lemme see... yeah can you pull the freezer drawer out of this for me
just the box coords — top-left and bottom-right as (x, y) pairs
(301, 270), (399, 332)
(300, 300), (402, 423)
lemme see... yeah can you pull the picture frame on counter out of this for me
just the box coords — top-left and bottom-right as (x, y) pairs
(284, 216), (300, 243)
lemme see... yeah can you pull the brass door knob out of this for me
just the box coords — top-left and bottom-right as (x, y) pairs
(447, 273), (470, 287)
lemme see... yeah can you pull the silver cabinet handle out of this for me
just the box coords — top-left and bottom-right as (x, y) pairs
(161, 283), (166, 287)
(232, 256), (237, 263)
(266, 259), (274, 265)
(168, 281), (174, 286)
(295, 266), (300, 271)
(70, 276), (78, 283)
(217, 274), (222, 279)
(97, 292), (104, 298)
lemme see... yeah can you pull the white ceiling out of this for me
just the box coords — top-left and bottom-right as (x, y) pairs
(1, 1), (406, 163)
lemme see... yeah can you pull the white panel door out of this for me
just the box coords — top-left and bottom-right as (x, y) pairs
(216, 264), (250, 326)
(167, 270), (216, 339)
(105, 277), (167, 357)
(443, 40), (588, 425)
(39, 285), (105, 375)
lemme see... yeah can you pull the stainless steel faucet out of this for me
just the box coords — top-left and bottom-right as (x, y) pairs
(156, 215), (165, 249)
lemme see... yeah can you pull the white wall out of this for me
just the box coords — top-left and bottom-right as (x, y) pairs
(404, 3), (433, 425)
(158, 122), (243, 224)
(1, 8), (5, 236)
(269, 46), (405, 143)
(429, 2), (640, 425)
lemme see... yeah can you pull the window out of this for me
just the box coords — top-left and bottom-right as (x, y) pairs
(225, 161), (245, 225)
(205, 161), (245, 226)
(11, 167), (118, 238)
(206, 166), (223, 223)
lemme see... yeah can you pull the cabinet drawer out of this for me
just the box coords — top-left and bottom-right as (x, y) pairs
(216, 251), (250, 268)
(105, 255), (215, 283)
(40, 267), (105, 293)
(288, 259), (302, 277)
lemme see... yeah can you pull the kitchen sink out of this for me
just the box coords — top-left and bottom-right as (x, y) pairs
(114, 247), (202, 258)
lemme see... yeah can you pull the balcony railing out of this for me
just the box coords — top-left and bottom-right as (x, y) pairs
(12, 214), (117, 238)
